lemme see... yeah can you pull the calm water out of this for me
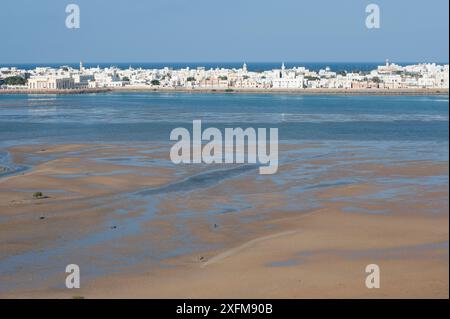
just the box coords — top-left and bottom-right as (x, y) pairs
(0, 93), (448, 144)
(0, 92), (448, 172)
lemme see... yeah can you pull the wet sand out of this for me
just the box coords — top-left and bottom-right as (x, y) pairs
(0, 142), (448, 298)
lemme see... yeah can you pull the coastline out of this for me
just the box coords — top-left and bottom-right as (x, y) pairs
(0, 87), (448, 96)
(0, 88), (111, 95)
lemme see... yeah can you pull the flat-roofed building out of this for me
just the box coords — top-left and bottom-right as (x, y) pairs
(28, 76), (75, 90)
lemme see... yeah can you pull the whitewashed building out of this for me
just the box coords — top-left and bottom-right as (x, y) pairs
(28, 76), (75, 90)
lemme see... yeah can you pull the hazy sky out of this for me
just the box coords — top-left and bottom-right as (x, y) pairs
(0, 0), (448, 63)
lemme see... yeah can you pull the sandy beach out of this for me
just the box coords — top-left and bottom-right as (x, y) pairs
(0, 142), (447, 298)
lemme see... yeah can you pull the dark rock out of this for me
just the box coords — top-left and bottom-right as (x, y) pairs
(33, 192), (43, 199)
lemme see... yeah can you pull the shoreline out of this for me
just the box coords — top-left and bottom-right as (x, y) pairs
(0, 87), (448, 96)
(0, 88), (111, 95)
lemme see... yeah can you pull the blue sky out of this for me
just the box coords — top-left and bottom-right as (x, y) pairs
(0, 0), (448, 63)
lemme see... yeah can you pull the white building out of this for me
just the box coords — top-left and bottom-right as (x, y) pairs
(28, 76), (75, 90)
(272, 63), (304, 89)
(272, 76), (304, 89)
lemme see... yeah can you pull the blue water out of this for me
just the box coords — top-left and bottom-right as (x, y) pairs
(2, 62), (447, 72)
(0, 92), (447, 177)
(0, 93), (448, 147)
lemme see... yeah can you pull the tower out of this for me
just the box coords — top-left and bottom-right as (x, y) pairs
(243, 62), (248, 73)
(79, 61), (84, 71)
(281, 62), (286, 78)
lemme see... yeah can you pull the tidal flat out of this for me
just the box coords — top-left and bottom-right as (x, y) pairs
(0, 141), (448, 298)
(0, 93), (448, 297)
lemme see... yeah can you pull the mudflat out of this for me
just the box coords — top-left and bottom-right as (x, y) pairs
(0, 142), (447, 298)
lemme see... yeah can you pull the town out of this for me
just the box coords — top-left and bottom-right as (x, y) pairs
(0, 60), (448, 92)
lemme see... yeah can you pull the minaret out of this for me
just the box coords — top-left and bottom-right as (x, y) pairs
(281, 62), (286, 78)
(79, 61), (84, 71)
(243, 62), (248, 73)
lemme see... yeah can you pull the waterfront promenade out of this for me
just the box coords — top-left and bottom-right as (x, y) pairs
(0, 87), (448, 95)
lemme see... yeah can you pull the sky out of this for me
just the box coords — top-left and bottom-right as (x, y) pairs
(0, 0), (448, 63)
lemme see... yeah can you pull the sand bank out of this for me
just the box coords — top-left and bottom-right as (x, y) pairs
(0, 143), (448, 298)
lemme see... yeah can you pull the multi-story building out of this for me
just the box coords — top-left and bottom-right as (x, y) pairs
(28, 76), (75, 90)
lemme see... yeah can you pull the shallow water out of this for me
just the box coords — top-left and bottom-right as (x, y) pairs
(0, 93), (448, 293)
(0, 93), (448, 143)
(1, 93), (448, 174)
